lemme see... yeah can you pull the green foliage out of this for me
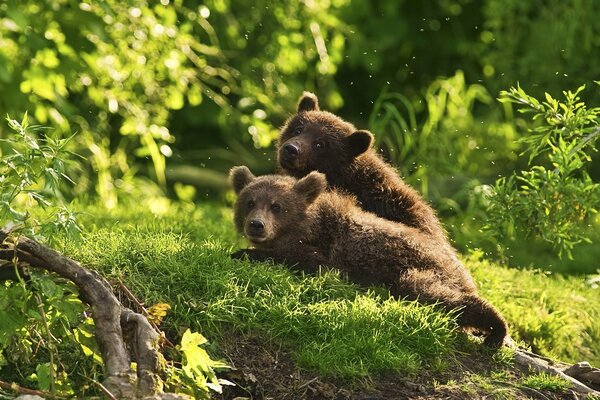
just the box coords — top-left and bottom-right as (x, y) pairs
(0, 0), (233, 205)
(3, 0), (600, 395)
(165, 329), (232, 397)
(0, 116), (229, 397)
(203, 0), (349, 146)
(0, 0), (355, 203)
(369, 71), (517, 205)
(486, 85), (600, 258)
(0, 113), (80, 241)
(167, 329), (232, 398)
(481, 0), (600, 98)
(0, 273), (98, 397)
(520, 372), (571, 392)
(1, 275), (231, 398)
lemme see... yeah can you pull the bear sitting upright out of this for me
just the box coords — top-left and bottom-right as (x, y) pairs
(230, 166), (508, 347)
(277, 92), (446, 243)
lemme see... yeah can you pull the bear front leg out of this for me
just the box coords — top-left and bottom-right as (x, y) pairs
(230, 248), (276, 263)
(231, 246), (327, 273)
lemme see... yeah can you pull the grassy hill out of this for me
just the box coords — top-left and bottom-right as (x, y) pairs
(2, 201), (599, 398)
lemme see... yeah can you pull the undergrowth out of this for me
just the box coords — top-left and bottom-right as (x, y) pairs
(469, 252), (600, 365)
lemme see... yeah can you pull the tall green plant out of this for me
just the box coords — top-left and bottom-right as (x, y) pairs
(486, 84), (600, 258)
(0, 114), (89, 396)
(0, 113), (80, 240)
(369, 71), (517, 198)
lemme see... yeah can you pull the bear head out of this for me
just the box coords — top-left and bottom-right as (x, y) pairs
(229, 166), (327, 248)
(277, 92), (374, 179)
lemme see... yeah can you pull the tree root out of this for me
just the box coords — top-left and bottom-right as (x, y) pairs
(0, 223), (189, 399)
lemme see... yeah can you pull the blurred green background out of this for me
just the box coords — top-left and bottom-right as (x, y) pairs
(1, 0), (599, 273)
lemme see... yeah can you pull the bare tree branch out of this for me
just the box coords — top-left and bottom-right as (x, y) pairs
(0, 225), (190, 399)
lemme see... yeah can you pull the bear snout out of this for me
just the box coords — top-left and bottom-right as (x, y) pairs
(246, 218), (267, 241)
(280, 140), (307, 167)
(282, 143), (299, 157)
(280, 143), (300, 167)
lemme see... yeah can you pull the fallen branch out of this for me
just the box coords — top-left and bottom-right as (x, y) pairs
(0, 224), (189, 399)
(505, 338), (600, 396)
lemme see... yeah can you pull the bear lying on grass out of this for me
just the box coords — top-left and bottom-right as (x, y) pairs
(277, 92), (446, 243)
(230, 166), (508, 347)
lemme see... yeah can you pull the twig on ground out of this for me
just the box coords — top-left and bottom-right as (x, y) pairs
(0, 380), (51, 398)
(297, 376), (319, 390)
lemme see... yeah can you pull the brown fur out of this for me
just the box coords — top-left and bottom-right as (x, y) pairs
(230, 166), (508, 347)
(277, 92), (447, 243)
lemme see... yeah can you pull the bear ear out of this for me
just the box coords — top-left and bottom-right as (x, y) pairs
(297, 92), (319, 113)
(345, 130), (374, 158)
(229, 166), (256, 194)
(293, 171), (327, 204)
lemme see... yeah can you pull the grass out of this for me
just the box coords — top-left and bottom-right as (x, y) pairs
(520, 372), (572, 391)
(4, 199), (599, 394)
(468, 252), (600, 366)
(56, 201), (600, 372)
(57, 202), (459, 379)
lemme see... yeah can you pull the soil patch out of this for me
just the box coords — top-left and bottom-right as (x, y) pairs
(217, 335), (581, 400)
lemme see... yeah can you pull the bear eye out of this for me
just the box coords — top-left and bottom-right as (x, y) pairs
(246, 199), (255, 208)
(314, 140), (325, 150)
(293, 126), (303, 135)
(271, 203), (281, 212)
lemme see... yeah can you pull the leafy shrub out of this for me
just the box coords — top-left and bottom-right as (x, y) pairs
(485, 85), (600, 258)
(0, 113), (80, 240)
(0, 115), (93, 396)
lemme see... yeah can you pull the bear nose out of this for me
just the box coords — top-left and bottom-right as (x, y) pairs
(248, 219), (265, 234)
(283, 143), (299, 158)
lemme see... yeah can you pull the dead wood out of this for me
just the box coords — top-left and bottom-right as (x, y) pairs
(505, 339), (600, 396)
(116, 280), (176, 349)
(0, 224), (189, 399)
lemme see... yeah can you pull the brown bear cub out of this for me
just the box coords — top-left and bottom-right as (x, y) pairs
(230, 166), (508, 347)
(277, 92), (446, 242)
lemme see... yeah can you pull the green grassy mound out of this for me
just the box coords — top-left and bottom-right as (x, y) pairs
(59, 203), (459, 379)
(3, 200), (598, 398)
(57, 202), (599, 373)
